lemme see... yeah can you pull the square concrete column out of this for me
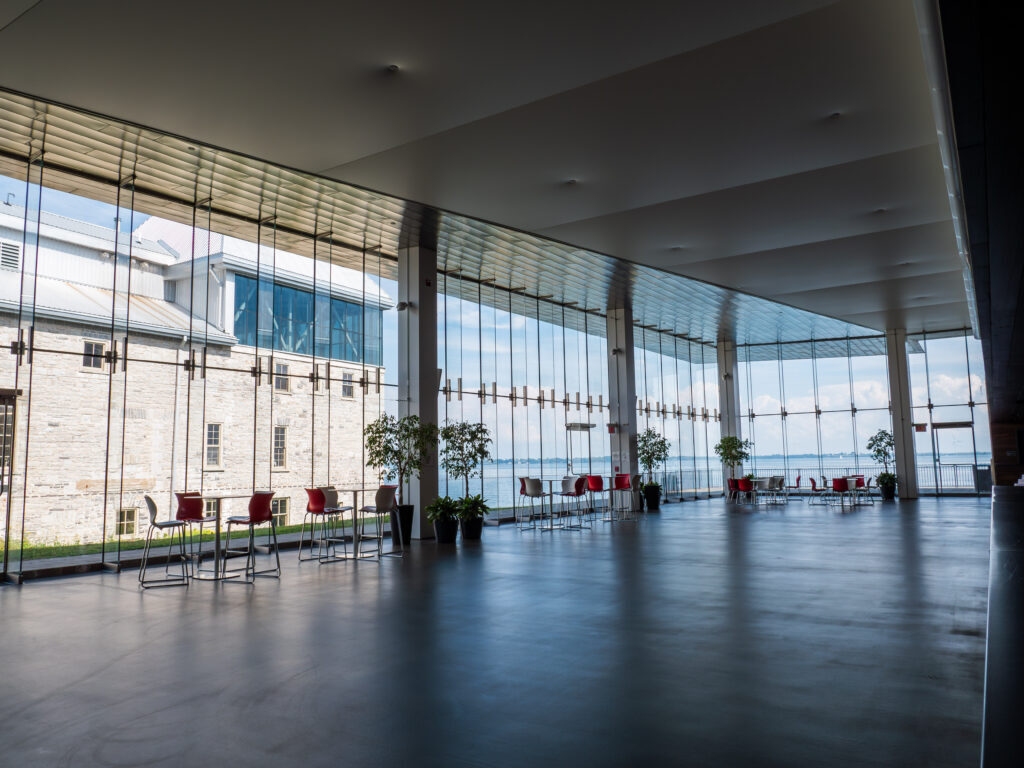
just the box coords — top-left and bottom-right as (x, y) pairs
(885, 329), (919, 499)
(397, 245), (439, 538)
(717, 339), (742, 440)
(606, 308), (638, 475)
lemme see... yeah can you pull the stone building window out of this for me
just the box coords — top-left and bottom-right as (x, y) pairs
(82, 341), (104, 369)
(273, 426), (287, 469)
(116, 508), (137, 536)
(274, 363), (290, 392)
(271, 498), (288, 527)
(205, 423), (222, 467)
(341, 372), (354, 398)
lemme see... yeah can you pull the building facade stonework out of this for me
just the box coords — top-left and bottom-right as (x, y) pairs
(1, 207), (388, 549)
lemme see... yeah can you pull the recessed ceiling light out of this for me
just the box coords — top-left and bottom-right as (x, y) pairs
(874, 207), (888, 214)
(670, 246), (684, 251)
(829, 111), (842, 120)
(187, 145), (197, 152)
(386, 64), (400, 73)
(564, 178), (578, 186)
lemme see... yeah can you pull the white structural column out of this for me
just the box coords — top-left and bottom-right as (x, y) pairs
(398, 245), (439, 538)
(717, 339), (743, 440)
(885, 328), (919, 499)
(606, 308), (638, 475)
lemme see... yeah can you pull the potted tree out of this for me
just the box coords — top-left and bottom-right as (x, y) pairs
(714, 435), (753, 481)
(425, 495), (460, 543)
(867, 429), (897, 501)
(637, 427), (671, 510)
(364, 414), (438, 547)
(439, 420), (492, 540)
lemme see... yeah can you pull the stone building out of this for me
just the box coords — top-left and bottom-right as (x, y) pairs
(0, 201), (389, 547)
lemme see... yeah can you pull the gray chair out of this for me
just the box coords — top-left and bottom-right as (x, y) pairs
(524, 478), (554, 529)
(358, 485), (399, 558)
(139, 495), (189, 589)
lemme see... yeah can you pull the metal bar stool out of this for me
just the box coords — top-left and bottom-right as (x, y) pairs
(223, 491), (280, 583)
(139, 494), (189, 589)
(559, 475), (589, 529)
(358, 485), (399, 559)
(586, 475), (607, 521)
(175, 491), (214, 577)
(300, 488), (350, 562)
(515, 477), (535, 530)
(524, 478), (555, 531)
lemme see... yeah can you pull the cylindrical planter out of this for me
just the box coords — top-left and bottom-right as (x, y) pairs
(643, 487), (662, 511)
(390, 504), (414, 546)
(460, 517), (484, 541)
(433, 518), (459, 544)
(880, 484), (897, 501)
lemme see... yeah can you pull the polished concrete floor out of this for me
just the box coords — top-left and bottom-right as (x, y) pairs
(0, 497), (990, 767)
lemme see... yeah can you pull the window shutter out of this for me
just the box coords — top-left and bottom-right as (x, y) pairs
(0, 241), (20, 270)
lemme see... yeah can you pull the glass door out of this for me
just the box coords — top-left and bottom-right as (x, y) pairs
(931, 422), (977, 494)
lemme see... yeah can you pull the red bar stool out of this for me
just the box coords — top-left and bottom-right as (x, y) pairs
(139, 495), (189, 589)
(224, 491), (280, 582)
(586, 475), (606, 521)
(610, 473), (633, 520)
(300, 488), (348, 562)
(737, 477), (754, 505)
(175, 491), (213, 577)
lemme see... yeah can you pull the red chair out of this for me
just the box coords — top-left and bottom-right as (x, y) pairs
(808, 477), (826, 505)
(175, 491), (212, 576)
(559, 476), (589, 528)
(727, 477), (739, 501)
(300, 488), (346, 562)
(224, 491), (280, 582)
(586, 475), (607, 521)
(611, 473), (633, 520)
(831, 477), (851, 509)
(737, 477), (754, 504)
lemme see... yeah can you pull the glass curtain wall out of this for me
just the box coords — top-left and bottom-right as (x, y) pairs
(436, 275), (610, 516)
(633, 329), (723, 498)
(0, 161), (396, 578)
(908, 330), (991, 493)
(737, 338), (892, 490)
(735, 334), (991, 495)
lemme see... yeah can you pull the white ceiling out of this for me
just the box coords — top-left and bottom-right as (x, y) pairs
(0, 0), (968, 333)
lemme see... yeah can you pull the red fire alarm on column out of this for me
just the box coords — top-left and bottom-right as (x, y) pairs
(607, 423), (616, 434)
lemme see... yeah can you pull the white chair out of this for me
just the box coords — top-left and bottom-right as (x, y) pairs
(754, 477), (770, 505)
(139, 495), (189, 589)
(516, 477), (535, 530)
(524, 478), (554, 530)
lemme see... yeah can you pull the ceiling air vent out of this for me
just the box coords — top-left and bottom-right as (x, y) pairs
(0, 241), (20, 271)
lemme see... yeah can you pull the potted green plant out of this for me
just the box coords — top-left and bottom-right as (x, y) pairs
(637, 427), (670, 510)
(457, 494), (489, 541)
(867, 429), (897, 501)
(714, 435), (753, 481)
(439, 420), (492, 539)
(364, 414), (439, 546)
(425, 496), (460, 543)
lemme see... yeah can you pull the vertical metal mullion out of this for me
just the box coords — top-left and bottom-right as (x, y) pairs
(114, 179), (138, 567)
(99, 177), (124, 566)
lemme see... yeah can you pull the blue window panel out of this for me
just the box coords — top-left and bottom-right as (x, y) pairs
(314, 293), (331, 359)
(273, 284), (313, 355)
(232, 273), (383, 365)
(233, 274), (257, 347)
